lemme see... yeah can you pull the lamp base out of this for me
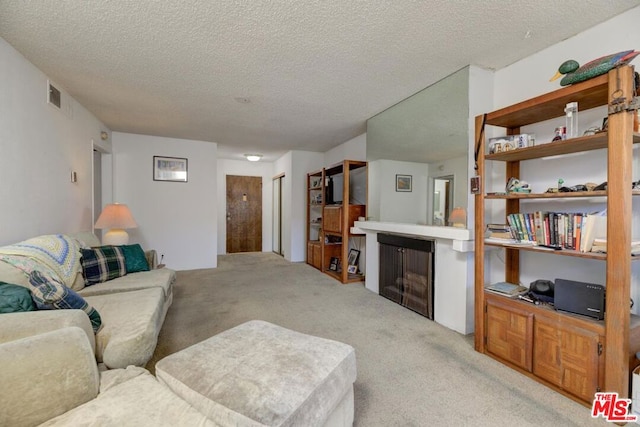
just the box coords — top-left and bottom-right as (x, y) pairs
(102, 229), (130, 246)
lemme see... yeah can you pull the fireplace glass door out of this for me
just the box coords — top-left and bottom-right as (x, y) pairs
(378, 234), (434, 319)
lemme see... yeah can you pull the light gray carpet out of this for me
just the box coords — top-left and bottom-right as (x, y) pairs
(148, 253), (608, 426)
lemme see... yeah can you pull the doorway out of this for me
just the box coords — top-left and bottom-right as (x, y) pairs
(226, 175), (262, 253)
(272, 173), (284, 256)
(432, 175), (454, 225)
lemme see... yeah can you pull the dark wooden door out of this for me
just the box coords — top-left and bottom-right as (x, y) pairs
(226, 175), (262, 253)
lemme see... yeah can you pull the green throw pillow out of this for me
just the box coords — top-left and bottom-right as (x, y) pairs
(0, 282), (36, 313)
(118, 244), (150, 273)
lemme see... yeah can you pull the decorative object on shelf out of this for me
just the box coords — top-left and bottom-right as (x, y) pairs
(329, 257), (339, 271)
(564, 102), (579, 138)
(506, 177), (530, 194)
(347, 249), (360, 268)
(153, 156), (188, 182)
(94, 203), (138, 245)
(395, 174), (412, 192)
(448, 207), (467, 228)
(550, 50), (639, 86)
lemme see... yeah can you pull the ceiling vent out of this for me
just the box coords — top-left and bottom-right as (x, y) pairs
(47, 80), (61, 109)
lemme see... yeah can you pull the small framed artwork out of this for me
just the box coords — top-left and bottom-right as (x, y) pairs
(154, 156), (188, 182)
(329, 257), (340, 271)
(347, 265), (357, 274)
(396, 174), (412, 192)
(347, 249), (360, 267)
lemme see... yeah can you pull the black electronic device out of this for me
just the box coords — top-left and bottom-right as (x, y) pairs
(529, 279), (554, 303)
(554, 278), (605, 320)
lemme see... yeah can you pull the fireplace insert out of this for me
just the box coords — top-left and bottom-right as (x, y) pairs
(378, 234), (434, 319)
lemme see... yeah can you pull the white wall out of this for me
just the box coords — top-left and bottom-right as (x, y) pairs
(112, 132), (217, 271)
(324, 133), (366, 166)
(0, 36), (109, 244)
(488, 6), (640, 310)
(217, 159), (274, 254)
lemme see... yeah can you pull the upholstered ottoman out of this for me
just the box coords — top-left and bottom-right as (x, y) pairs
(155, 320), (357, 427)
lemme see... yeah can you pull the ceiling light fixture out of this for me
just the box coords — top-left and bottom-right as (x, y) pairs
(245, 154), (263, 162)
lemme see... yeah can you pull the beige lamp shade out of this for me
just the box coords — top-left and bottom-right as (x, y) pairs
(448, 207), (467, 228)
(94, 203), (138, 245)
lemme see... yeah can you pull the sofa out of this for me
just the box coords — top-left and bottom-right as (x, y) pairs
(0, 316), (357, 427)
(0, 232), (175, 369)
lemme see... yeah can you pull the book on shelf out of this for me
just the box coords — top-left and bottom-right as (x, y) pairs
(580, 211), (607, 252)
(495, 210), (607, 250)
(484, 282), (528, 297)
(590, 238), (640, 254)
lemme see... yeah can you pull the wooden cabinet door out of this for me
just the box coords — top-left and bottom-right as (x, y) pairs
(486, 299), (533, 371)
(533, 317), (562, 386)
(533, 316), (601, 403)
(323, 206), (342, 233)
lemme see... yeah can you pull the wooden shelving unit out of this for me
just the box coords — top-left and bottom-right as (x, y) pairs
(306, 169), (324, 270)
(306, 160), (367, 283)
(474, 65), (640, 406)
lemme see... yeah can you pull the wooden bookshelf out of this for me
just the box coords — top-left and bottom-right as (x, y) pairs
(474, 65), (638, 406)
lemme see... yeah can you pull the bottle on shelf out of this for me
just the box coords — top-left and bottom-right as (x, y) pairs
(564, 102), (579, 138)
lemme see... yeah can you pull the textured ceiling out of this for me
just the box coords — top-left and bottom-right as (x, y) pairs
(1, 1), (638, 161)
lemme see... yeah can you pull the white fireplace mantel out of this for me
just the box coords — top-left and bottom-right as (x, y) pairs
(353, 221), (475, 335)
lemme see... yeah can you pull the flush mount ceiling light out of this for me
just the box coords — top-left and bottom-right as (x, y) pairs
(244, 154), (263, 162)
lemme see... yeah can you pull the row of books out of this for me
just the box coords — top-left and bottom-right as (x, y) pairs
(489, 211), (607, 252)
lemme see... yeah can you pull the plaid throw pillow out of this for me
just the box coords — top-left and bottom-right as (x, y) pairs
(29, 270), (102, 332)
(80, 246), (126, 286)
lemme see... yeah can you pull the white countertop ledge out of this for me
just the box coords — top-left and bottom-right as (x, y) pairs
(353, 221), (472, 241)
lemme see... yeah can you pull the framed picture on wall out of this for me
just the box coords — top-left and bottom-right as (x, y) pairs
(153, 156), (188, 182)
(396, 174), (412, 192)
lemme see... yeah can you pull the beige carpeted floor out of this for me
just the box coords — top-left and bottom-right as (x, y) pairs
(148, 252), (608, 426)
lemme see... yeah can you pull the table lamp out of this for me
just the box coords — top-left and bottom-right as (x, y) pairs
(448, 207), (467, 228)
(94, 203), (138, 245)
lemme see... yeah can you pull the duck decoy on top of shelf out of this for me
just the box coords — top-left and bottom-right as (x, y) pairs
(550, 50), (640, 86)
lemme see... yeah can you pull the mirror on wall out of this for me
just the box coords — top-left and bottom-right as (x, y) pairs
(366, 67), (470, 225)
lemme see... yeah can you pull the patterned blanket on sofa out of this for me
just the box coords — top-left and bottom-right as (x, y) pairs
(0, 234), (81, 287)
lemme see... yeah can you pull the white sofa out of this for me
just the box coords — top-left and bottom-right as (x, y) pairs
(0, 316), (357, 427)
(0, 232), (175, 368)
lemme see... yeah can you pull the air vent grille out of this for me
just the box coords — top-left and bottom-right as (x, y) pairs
(48, 81), (61, 109)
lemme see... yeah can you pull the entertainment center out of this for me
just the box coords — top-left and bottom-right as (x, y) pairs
(474, 65), (640, 405)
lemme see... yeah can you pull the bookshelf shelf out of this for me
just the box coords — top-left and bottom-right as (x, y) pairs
(474, 65), (640, 407)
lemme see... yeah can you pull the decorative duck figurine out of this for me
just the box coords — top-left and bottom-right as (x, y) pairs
(550, 50), (640, 86)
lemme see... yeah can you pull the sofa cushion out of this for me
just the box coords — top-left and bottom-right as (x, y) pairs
(78, 267), (175, 301)
(0, 281), (35, 313)
(0, 309), (96, 351)
(85, 287), (165, 369)
(81, 246), (126, 286)
(40, 368), (218, 427)
(0, 327), (99, 427)
(29, 270), (102, 333)
(119, 244), (150, 273)
(156, 320), (357, 427)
